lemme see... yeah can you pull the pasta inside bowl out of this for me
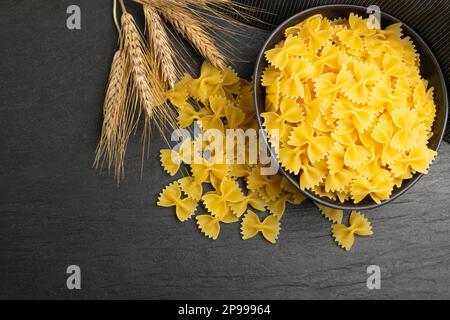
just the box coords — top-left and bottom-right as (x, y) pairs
(253, 5), (448, 210)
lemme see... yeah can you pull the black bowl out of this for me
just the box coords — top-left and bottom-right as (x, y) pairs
(253, 4), (448, 210)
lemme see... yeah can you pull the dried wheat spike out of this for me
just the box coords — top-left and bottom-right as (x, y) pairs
(143, 5), (179, 88)
(95, 50), (129, 181)
(157, 5), (227, 69)
(121, 12), (166, 120)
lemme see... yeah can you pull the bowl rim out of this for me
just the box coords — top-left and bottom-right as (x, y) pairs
(253, 4), (449, 210)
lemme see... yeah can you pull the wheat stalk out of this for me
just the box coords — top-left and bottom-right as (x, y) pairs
(94, 50), (130, 182)
(136, 0), (259, 22)
(120, 11), (176, 128)
(143, 5), (179, 88)
(157, 5), (227, 69)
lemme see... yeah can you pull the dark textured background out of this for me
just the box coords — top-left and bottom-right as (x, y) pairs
(0, 0), (449, 299)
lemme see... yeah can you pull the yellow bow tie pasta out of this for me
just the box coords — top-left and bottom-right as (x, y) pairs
(261, 13), (437, 205)
(157, 60), (373, 250)
(157, 62), (308, 245)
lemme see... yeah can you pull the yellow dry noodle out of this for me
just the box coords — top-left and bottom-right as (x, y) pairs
(261, 13), (437, 204)
(158, 62), (308, 244)
(332, 211), (373, 251)
(157, 182), (197, 222)
(157, 61), (374, 249)
(241, 210), (280, 244)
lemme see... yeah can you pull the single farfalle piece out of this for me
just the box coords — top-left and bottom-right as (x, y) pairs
(160, 149), (181, 176)
(382, 53), (409, 78)
(296, 14), (333, 52)
(265, 35), (309, 69)
(166, 74), (192, 108)
(222, 66), (241, 95)
(200, 95), (231, 131)
(314, 67), (352, 105)
(325, 145), (356, 193)
(399, 36), (418, 67)
(331, 98), (378, 133)
(178, 176), (203, 201)
(224, 103), (246, 129)
(332, 131), (370, 168)
(342, 61), (380, 104)
(309, 41), (340, 76)
(391, 106), (424, 152)
(413, 81), (436, 129)
(241, 211), (281, 244)
(177, 102), (211, 128)
(190, 61), (224, 103)
(264, 77), (281, 112)
(288, 123), (334, 164)
(332, 211), (373, 251)
(336, 13), (376, 51)
(279, 57), (315, 98)
(367, 78), (401, 113)
(191, 158), (229, 184)
(371, 117), (400, 166)
(261, 97), (304, 137)
(157, 182), (198, 222)
(390, 146), (436, 179)
(202, 178), (245, 219)
(228, 191), (266, 218)
(196, 214), (221, 240)
(160, 139), (193, 176)
(278, 143), (305, 175)
(261, 66), (280, 87)
(351, 169), (394, 204)
(300, 158), (328, 190)
(315, 202), (343, 224)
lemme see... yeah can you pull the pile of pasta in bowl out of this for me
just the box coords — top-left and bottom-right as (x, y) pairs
(261, 13), (437, 205)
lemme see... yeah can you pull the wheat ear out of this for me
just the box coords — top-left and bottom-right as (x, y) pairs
(157, 5), (226, 69)
(121, 12), (166, 120)
(95, 50), (130, 181)
(143, 5), (179, 88)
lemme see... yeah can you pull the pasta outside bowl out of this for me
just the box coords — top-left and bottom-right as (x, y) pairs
(253, 4), (448, 210)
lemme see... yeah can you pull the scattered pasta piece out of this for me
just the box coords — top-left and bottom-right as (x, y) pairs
(160, 139), (192, 176)
(202, 178), (245, 219)
(196, 215), (221, 240)
(332, 211), (373, 251)
(160, 149), (181, 176)
(241, 211), (280, 244)
(157, 182), (197, 222)
(228, 191), (266, 217)
(178, 177), (203, 201)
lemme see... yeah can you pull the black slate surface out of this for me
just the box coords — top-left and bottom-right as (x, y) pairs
(0, 0), (449, 299)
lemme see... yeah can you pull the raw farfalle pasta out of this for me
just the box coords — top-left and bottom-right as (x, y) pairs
(178, 177), (203, 201)
(157, 61), (307, 244)
(331, 211), (373, 251)
(196, 214), (221, 240)
(261, 13), (437, 204)
(241, 210), (281, 244)
(157, 182), (198, 222)
(202, 178), (245, 219)
(160, 139), (192, 176)
(314, 202), (374, 250)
